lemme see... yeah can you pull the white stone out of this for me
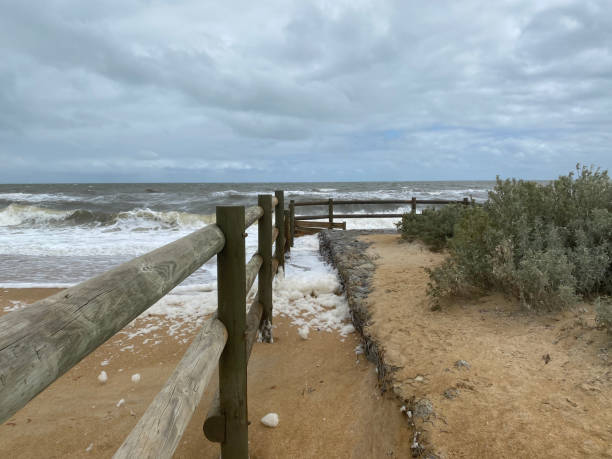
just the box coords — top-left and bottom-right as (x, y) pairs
(260, 413), (279, 427)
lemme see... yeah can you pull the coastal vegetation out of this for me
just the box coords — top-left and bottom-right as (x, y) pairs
(397, 165), (612, 331)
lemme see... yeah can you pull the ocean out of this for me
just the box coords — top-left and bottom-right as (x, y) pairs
(0, 181), (493, 336)
(0, 181), (493, 287)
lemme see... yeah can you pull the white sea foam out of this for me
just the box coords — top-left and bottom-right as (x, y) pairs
(102, 235), (353, 342)
(0, 193), (84, 203)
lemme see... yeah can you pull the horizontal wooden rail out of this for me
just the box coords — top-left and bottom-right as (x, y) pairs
(0, 223), (225, 424)
(245, 205), (264, 229)
(272, 257), (280, 274)
(296, 213), (405, 220)
(293, 199), (466, 206)
(245, 254), (263, 293)
(114, 317), (227, 459)
(203, 299), (263, 443)
(294, 226), (326, 235)
(295, 221), (346, 229)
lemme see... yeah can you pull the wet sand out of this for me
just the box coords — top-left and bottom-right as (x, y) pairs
(0, 288), (412, 458)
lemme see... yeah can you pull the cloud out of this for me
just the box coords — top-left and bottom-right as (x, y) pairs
(0, 0), (610, 182)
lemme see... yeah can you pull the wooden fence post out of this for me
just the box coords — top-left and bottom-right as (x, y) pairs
(284, 210), (290, 253)
(328, 198), (334, 225)
(411, 197), (417, 214)
(289, 200), (295, 247)
(258, 195), (274, 343)
(463, 197), (469, 206)
(216, 206), (248, 459)
(274, 190), (285, 271)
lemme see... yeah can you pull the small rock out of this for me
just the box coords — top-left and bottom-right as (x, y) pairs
(443, 388), (459, 399)
(414, 375), (424, 382)
(97, 371), (108, 384)
(454, 360), (470, 370)
(261, 413), (279, 427)
(131, 373), (141, 383)
(116, 399), (125, 408)
(413, 398), (434, 420)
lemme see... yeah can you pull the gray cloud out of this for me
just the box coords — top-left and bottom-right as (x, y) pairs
(0, 0), (610, 182)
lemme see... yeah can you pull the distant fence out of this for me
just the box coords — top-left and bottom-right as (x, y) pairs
(288, 197), (470, 238)
(0, 191), (290, 459)
(0, 191), (470, 458)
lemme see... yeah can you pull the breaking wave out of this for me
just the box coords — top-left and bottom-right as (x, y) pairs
(0, 204), (215, 230)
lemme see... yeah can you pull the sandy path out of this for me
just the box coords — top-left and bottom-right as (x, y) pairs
(0, 288), (411, 458)
(361, 234), (612, 458)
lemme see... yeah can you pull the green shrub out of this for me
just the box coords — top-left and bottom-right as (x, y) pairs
(410, 165), (612, 311)
(396, 204), (468, 251)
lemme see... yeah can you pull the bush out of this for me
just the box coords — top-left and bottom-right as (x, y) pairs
(396, 204), (469, 251)
(407, 165), (612, 310)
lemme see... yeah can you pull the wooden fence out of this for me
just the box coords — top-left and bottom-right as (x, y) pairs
(0, 191), (289, 459)
(288, 197), (470, 238)
(0, 191), (468, 458)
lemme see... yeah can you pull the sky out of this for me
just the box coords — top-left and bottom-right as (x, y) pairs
(0, 0), (611, 183)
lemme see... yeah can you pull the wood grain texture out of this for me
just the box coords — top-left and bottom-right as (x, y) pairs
(203, 300), (263, 443)
(283, 210), (290, 253)
(215, 206), (248, 459)
(274, 191), (285, 270)
(0, 223), (224, 424)
(258, 195), (274, 344)
(244, 205), (264, 230)
(245, 254), (263, 295)
(289, 200), (295, 248)
(114, 318), (227, 459)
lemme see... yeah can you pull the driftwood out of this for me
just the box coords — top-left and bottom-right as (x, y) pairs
(0, 223), (225, 424)
(113, 318), (227, 459)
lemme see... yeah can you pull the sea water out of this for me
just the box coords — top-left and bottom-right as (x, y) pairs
(0, 182), (492, 335)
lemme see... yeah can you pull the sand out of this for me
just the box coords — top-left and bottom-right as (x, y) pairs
(360, 234), (612, 458)
(0, 288), (412, 458)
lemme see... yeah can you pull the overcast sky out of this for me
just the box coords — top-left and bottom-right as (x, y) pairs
(0, 0), (610, 183)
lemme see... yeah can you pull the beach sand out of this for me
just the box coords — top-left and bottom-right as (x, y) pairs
(0, 288), (412, 458)
(360, 234), (612, 458)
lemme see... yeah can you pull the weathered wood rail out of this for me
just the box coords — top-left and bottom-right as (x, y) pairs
(289, 197), (470, 238)
(0, 192), (289, 459)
